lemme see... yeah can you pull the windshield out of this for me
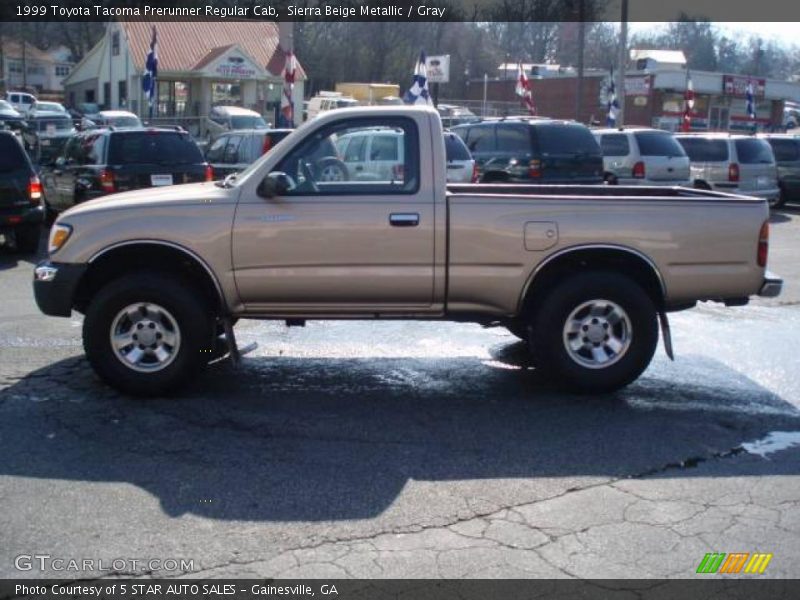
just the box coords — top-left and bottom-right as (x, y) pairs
(336, 99), (359, 108)
(37, 103), (64, 112)
(36, 117), (73, 132)
(634, 131), (686, 157)
(108, 131), (204, 165)
(735, 139), (774, 164)
(677, 138), (729, 162)
(107, 116), (142, 128)
(231, 115), (267, 129)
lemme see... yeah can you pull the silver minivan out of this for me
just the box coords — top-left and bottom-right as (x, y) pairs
(675, 133), (780, 206)
(593, 128), (690, 186)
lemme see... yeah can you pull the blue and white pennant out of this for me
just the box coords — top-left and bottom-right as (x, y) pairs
(403, 51), (433, 106)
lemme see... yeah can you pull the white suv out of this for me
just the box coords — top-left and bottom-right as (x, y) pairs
(5, 91), (37, 117)
(594, 128), (691, 186)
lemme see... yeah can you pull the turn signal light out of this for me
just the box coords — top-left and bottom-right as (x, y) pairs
(632, 161), (646, 178)
(205, 164), (214, 182)
(528, 159), (542, 178)
(729, 163), (740, 183)
(757, 220), (769, 267)
(100, 169), (115, 193)
(29, 176), (43, 203)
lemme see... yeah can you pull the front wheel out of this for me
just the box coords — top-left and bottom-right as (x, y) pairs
(528, 272), (658, 393)
(83, 273), (214, 396)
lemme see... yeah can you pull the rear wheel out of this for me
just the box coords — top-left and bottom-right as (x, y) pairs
(15, 224), (40, 254)
(528, 272), (658, 393)
(771, 186), (787, 209)
(83, 273), (214, 396)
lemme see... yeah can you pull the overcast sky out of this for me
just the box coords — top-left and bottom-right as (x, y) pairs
(630, 22), (799, 46)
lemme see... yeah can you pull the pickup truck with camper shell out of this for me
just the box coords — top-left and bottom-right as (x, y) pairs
(33, 106), (783, 396)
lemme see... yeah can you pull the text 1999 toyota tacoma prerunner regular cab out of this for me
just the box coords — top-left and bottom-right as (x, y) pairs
(33, 106), (783, 396)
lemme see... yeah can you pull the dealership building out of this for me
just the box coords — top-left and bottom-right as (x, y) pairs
(62, 21), (304, 125)
(468, 51), (800, 131)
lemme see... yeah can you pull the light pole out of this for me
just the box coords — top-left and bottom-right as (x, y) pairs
(617, 0), (628, 127)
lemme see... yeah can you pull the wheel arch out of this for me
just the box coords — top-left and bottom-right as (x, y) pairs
(518, 245), (667, 316)
(74, 240), (226, 315)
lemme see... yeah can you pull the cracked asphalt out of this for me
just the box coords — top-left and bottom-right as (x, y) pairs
(1, 206), (799, 580)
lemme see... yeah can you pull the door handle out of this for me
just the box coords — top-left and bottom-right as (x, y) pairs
(389, 213), (419, 227)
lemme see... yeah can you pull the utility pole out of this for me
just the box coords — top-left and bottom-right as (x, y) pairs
(616, 0), (628, 127)
(575, 1), (586, 122)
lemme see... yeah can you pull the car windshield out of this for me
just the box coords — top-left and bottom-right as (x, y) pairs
(107, 116), (142, 128)
(108, 131), (204, 165)
(231, 115), (267, 129)
(735, 139), (775, 164)
(634, 131), (686, 157)
(677, 138), (729, 162)
(37, 103), (64, 112)
(336, 99), (359, 108)
(36, 117), (73, 132)
(0, 134), (27, 172)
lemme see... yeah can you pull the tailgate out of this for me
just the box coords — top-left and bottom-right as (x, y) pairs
(112, 165), (207, 192)
(0, 168), (30, 208)
(645, 156), (690, 182)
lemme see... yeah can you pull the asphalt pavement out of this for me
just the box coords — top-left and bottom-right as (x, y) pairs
(1, 206), (799, 579)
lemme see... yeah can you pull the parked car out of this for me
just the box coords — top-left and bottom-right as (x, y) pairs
(0, 130), (44, 253)
(451, 118), (604, 184)
(67, 102), (102, 128)
(437, 104), (479, 129)
(306, 92), (359, 121)
(675, 133), (780, 206)
(42, 127), (212, 213)
(21, 112), (76, 165)
(5, 91), (37, 116)
(205, 129), (293, 179)
(34, 106), (781, 396)
(0, 99), (24, 124)
(30, 101), (68, 116)
(88, 110), (143, 129)
(593, 128), (691, 186)
(206, 106), (269, 142)
(759, 134), (800, 208)
(444, 131), (478, 183)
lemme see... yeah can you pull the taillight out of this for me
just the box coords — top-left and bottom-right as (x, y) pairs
(205, 164), (214, 182)
(528, 159), (542, 178)
(632, 161), (646, 178)
(471, 162), (479, 183)
(28, 176), (42, 203)
(100, 169), (115, 193)
(757, 220), (769, 267)
(729, 163), (740, 183)
(262, 135), (273, 155)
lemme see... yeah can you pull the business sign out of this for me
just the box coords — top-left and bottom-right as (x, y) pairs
(625, 75), (651, 96)
(426, 55), (450, 83)
(213, 55), (258, 80)
(723, 75), (766, 98)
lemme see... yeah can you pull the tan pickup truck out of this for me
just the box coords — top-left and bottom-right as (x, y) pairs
(33, 106), (782, 396)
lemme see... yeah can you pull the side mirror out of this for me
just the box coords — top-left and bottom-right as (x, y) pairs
(258, 171), (292, 199)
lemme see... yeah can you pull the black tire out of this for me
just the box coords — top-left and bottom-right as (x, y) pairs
(15, 224), (40, 254)
(771, 186), (787, 209)
(314, 157), (349, 182)
(528, 272), (658, 393)
(604, 173), (618, 185)
(83, 272), (214, 397)
(506, 320), (530, 341)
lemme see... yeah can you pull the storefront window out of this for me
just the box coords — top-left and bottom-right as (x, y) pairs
(212, 82), (242, 106)
(156, 81), (190, 117)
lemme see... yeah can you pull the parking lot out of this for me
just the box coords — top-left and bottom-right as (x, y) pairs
(0, 201), (797, 579)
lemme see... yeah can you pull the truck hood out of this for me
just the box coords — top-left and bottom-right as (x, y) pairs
(61, 182), (233, 219)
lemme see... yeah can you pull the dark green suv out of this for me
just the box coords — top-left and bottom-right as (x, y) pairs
(451, 118), (603, 184)
(760, 134), (800, 208)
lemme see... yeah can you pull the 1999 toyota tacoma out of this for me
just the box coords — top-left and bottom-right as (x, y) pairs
(33, 106), (782, 396)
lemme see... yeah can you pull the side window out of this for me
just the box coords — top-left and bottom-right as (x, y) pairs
(23, 95), (34, 105)
(466, 126), (495, 153)
(495, 125), (530, 153)
(453, 127), (469, 142)
(86, 135), (105, 164)
(223, 135), (243, 163)
(272, 118), (419, 196)
(600, 134), (630, 157)
(206, 136), (227, 162)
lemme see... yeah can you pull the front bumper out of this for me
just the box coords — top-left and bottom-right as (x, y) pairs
(759, 271), (783, 298)
(33, 261), (87, 317)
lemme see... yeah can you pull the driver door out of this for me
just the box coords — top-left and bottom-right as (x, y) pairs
(232, 116), (436, 313)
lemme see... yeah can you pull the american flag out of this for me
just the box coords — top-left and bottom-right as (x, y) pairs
(142, 26), (158, 109)
(682, 72), (695, 132)
(515, 63), (536, 115)
(280, 50), (296, 127)
(606, 69), (619, 127)
(746, 80), (756, 119)
(403, 51), (432, 106)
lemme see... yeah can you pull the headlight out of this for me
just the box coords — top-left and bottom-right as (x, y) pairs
(48, 223), (72, 254)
